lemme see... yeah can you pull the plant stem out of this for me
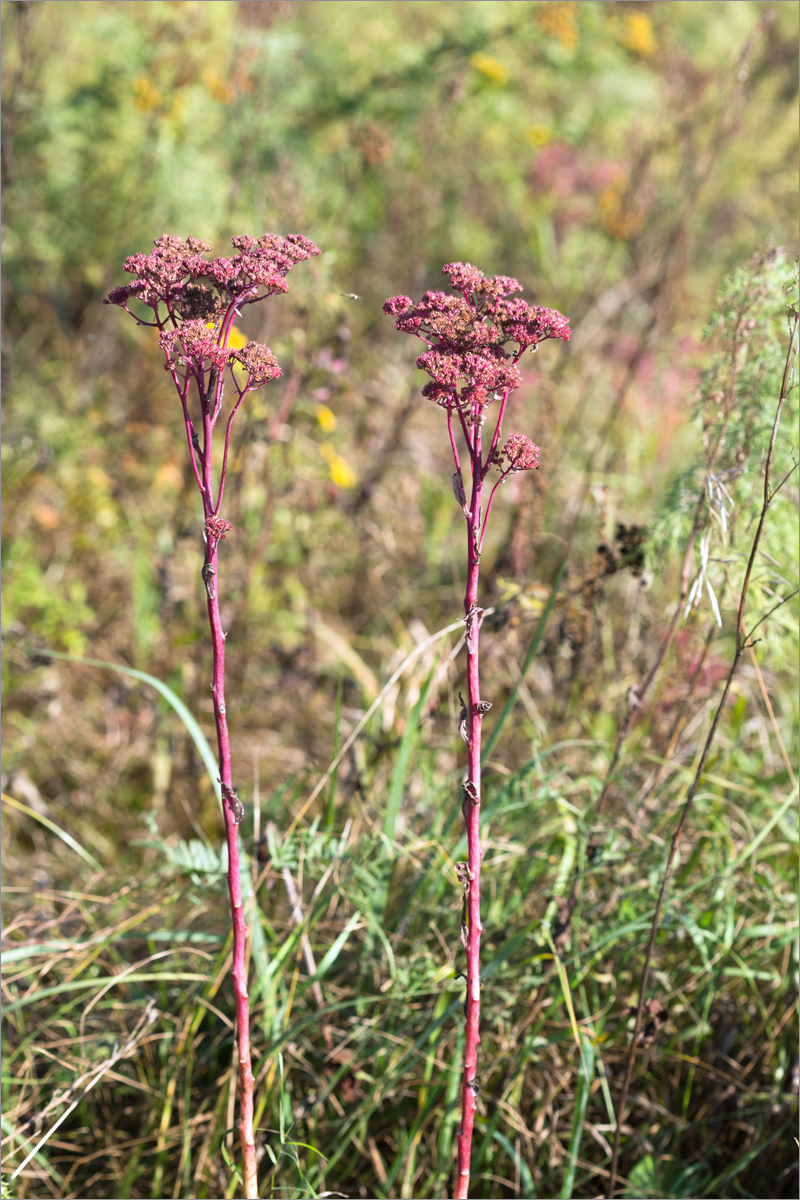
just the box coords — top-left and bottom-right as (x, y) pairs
(107, 233), (322, 1198)
(203, 361), (257, 1195)
(383, 266), (568, 1198)
(205, 538), (258, 1198)
(455, 434), (486, 1200)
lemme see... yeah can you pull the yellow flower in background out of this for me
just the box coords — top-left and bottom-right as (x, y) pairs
(132, 76), (162, 111)
(320, 442), (356, 488)
(598, 174), (644, 241)
(210, 324), (250, 384)
(329, 456), (356, 489)
(469, 52), (510, 86)
(526, 124), (552, 146)
(203, 322), (248, 349)
(620, 11), (656, 57)
(203, 69), (234, 104)
(537, 2), (579, 53)
(226, 327), (249, 350)
(317, 404), (337, 433)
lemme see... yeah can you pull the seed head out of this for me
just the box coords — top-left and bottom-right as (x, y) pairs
(230, 342), (282, 385)
(205, 516), (233, 542)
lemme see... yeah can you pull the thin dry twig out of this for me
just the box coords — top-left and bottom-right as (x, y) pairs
(606, 296), (798, 1199)
(10, 999), (158, 1183)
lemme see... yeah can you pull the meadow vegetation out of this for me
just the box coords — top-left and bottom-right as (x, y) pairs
(2, 3), (798, 1198)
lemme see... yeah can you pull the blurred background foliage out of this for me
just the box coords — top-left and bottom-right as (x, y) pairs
(1, 2), (798, 1198)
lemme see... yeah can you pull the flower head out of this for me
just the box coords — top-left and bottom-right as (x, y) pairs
(205, 516), (233, 542)
(418, 346), (522, 410)
(496, 299), (571, 350)
(229, 341), (281, 386)
(106, 232), (321, 317)
(384, 263), (569, 411)
(159, 320), (230, 369)
(496, 434), (541, 473)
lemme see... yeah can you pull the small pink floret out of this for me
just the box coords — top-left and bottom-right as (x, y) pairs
(502, 434), (540, 472)
(383, 295), (413, 315)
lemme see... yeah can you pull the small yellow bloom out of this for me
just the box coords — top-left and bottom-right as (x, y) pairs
(319, 443), (356, 488)
(317, 404), (337, 433)
(132, 76), (162, 112)
(226, 326), (249, 349)
(202, 70), (234, 104)
(469, 52), (510, 86)
(329, 456), (356, 489)
(597, 175), (644, 241)
(203, 322), (248, 349)
(620, 12), (656, 58)
(222, 327), (250, 384)
(526, 124), (552, 146)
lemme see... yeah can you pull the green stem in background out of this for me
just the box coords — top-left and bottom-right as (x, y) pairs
(560, 1033), (596, 1200)
(606, 294), (798, 1199)
(326, 677), (344, 831)
(480, 565), (565, 766)
(369, 663), (437, 946)
(29, 649), (221, 801)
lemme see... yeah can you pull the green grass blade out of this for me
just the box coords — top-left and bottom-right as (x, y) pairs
(367, 661), (438, 945)
(32, 647), (221, 803)
(309, 912), (362, 983)
(1, 792), (101, 870)
(491, 1129), (536, 1198)
(561, 1032), (595, 1200)
(482, 566), (564, 765)
(383, 660), (437, 844)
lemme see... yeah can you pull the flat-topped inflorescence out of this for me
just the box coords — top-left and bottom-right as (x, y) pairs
(384, 261), (569, 416)
(106, 233), (320, 408)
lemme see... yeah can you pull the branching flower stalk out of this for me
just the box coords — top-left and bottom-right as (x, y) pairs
(385, 264), (569, 1199)
(106, 232), (320, 1199)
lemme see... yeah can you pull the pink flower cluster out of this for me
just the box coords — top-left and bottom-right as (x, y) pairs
(495, 434), (540, 473)
(106, 233), (319, 398)
(384, 262), (569, 411)
(106, 233), (320, 317)
(230, 342), (281, 385)
(159, 320), (231, 370)
(205, 516), (233, 542)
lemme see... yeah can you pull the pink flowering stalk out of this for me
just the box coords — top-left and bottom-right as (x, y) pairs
(106, 232), (320, 1198)
(385, 264), (569, 1199)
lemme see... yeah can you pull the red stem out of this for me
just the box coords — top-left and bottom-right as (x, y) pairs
(478, 471), (512, 554)
(205, 556), (258, 1197)
(454, 421), (486, 1200)
(216, 390), (247, 514)
(484, 382), (514, 469)
(447, 407), (464, 478)
(196, 330), (258, 1195)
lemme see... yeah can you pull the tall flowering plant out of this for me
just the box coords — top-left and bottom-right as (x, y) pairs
(384, 263), (569, 1199)
(106, 232), (320, 1198)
